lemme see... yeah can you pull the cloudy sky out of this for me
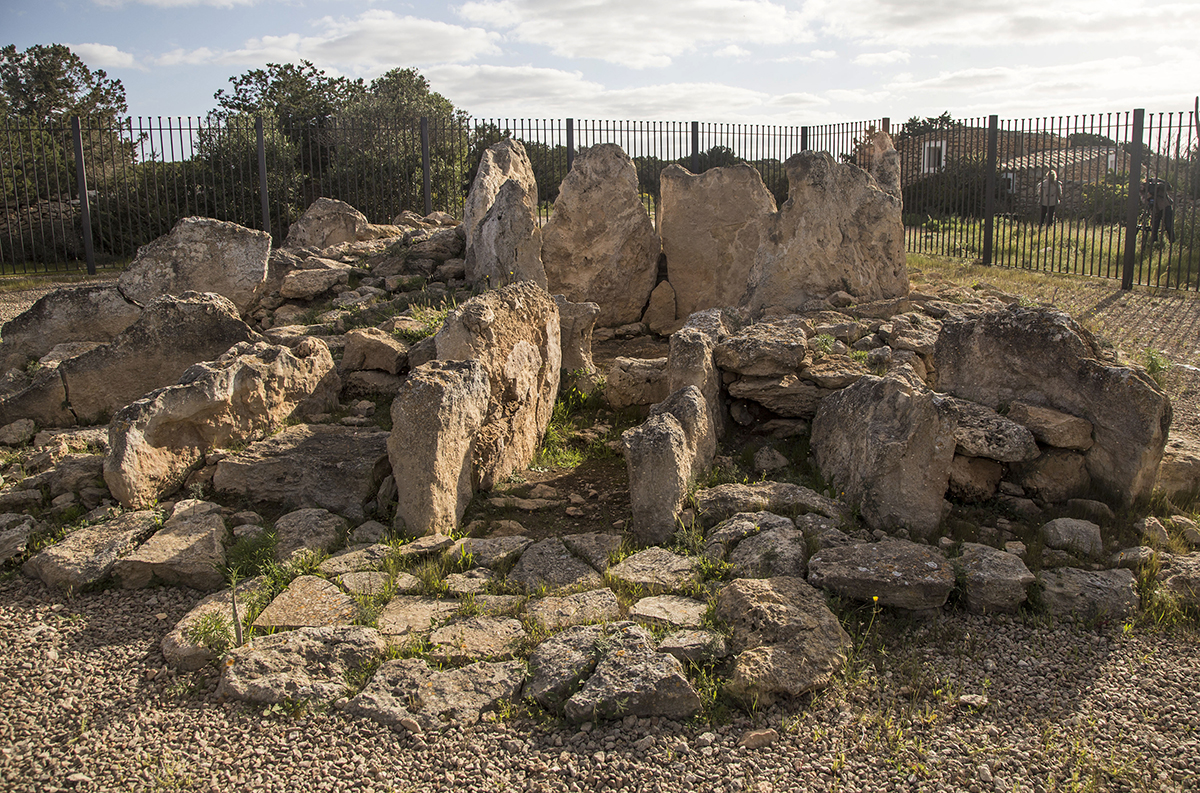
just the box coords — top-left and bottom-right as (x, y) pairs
(7, 0), (1199, 125)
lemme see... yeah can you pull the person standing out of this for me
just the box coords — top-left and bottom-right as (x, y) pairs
(1141, 178), (1175, 243)
(1038, 169), (1062, 226)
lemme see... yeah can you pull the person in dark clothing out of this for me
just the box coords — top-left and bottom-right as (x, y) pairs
(1141, 178), (1175, 243)
(1038, 169), (1062, 226)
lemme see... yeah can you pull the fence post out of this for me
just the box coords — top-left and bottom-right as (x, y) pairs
(691, 121), (700, 173)
(881, 118), (890, 135)
(566, 118), (574, 172)
(421, 117), (432, 216)
(256, 116), (270, 236)
(801, 126), (809, 152)
(982, 114), (999, 265)
(70, 116), (96, 276)
(1121, 108), (1145, 290)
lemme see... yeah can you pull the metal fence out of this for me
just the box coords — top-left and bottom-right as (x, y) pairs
(3, 108), (1197, 291)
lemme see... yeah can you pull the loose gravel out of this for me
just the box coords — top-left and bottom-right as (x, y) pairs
(2, 574), (1197, 793)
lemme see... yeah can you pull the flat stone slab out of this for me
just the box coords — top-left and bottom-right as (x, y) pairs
(487, 496), (564, 511)
(525, 588), (621, 630)
(218, 626), (387, 705)
(429, 616), (526, 663)
(338, 571), (392, 597)
(163, 576), (264, 671)
(394, 534), (455, 562)
(508, 537), (604, 592)
(954, 543), (1035, 615)
(22, 510), (160, 592)
(319, 544), (393, 576)
(561, 532), (625, 571)
(629, 595), (707, 629)
(694, 481), (844, 528)
(445, 568), (494, 596)
(658, 629), (729, 665)
(253, 575), (359, 629)
(345, 658), (526, 732)
(376, 596), (458, 640)
(607, 547), (700, 595)
(452, 535), (532, 570)
(113, 500), (226, 591)
(274, 509), (346, 563)
(1041, 518), (1103, 558)
(1039, 567), (1138, 621)
(807, 540), (955, 611)
(475, 594), (525, 615)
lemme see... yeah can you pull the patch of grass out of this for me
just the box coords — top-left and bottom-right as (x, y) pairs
(531, 397), (586, 471)
(1142, 348), (1173, 387)
(221, 529), (277, 580)
(184, 611), (234, 655)
(811, 333), (837, 355)
(391, 302), (450, 342)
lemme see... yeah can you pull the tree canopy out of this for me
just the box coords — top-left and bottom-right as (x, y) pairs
(0, 43), (127, 123)
(896, 112), (960, 142)
(212, 60), (365, 129)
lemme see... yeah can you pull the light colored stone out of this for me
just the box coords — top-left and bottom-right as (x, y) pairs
(113, 499), (226, 591)
(807, 540), (956, 610)
(1015, 449), (1090, 504)
(213, 425), (391, 523)
(605, 357), (670, 409)
(342, 328), (409, 375)
(657, 630), (728, 665)
(463, 139), (539, 285)
(727, 374), (835, 419)
(642, 282), (678, 336)
(0, 285), (141, 371)
(318, 544), (392, 576)
(0, 419), (36, 447)
(1041, 517), (1103, 557)
(338, 571), (392, 596)
(543, 144), (660, 328)
(525, 588), (621, 630)
(948, 455), (1004, 502)
(452, 535), (533, 570)
(509, 537), (604, 592)
(607, 547), (699, 595)
(273, 508), (347, 563)
(1006, 400), (1095, 451)
(945, 398), (1039, 462)
(1155, 432), (1200, 499)
(119, 217), (270, 314)
(1158, 554), (1200, 609)
(812, 376), (956, 537)
(471, 179), (545, 290)
(284, 198), (370, 249)
(252, 575), (358, 630)
(429, 616), (526, 663)
(714, 318), (810, 377)
(554, 296), (600, 375)
(162, 576), (263, 670)
(1039, 567), (1138, 621)
(435, 282), (561, 490)
(218, 625), (386, 704)
(389, 360), (490, 537)
(729, 524), (808, 579)
(376, 597), (459, 640)
(560, 532), (624, 571)
(659, 163), (777, 320)
(629, 595), (707, 629)
(279, 267), (350, 300)
(104, 339), (338, 510)
(694, 481), (843, 529)
(22, 510), (160, 591)
(954, 543), (1035, 614)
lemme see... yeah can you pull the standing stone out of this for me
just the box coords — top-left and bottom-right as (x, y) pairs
(659, 164), (777, 319)
(542, 144), (660, 328)
(744, 151), (907, 312)
(554, 296), (600, 374)
(389, 360), (490, 537)
(435, 282), (561, 490)
(643, 282), (678, 336)
(463, 140), (539, 285)
(104, 339), (338, 510)
(933, 305), (1170, 506)
(811, 376), (956, 537)
(284, 198), (370, 249)
(118, 217), (271, 314)
(471, 179), (546, 290)
(113, 499), (226, 591)
(622, 412), (689, 546)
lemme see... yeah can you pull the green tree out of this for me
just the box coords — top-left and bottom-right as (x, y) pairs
(0, 43), (127, 123)
(895, 112), (959, 144)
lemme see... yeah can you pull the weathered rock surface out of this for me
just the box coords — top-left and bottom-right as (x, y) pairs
(812, 376), (956, 537)
(948, 455), (1004, 502)
(389, 360), (490, 536)
(945, 398), (1039, 462)
(934, 306), (1170, 505)
(508, 537), (604, 592)
(657, 630), (728, 665)
(0, 285), (141, 371)
(284, 198), (370, 250)
(471, 179), (545, 290)
(463, 140), (539, 286)
(629, 595), (707, 629)
(318, 544), (392, 576)
(524, 624), (606, 711)
(714, 318), (810, 376)
(429, 616), (526, 663)
(954, 543), (1035, 614)
(1039, 567), (1138, 620)
(745, 151), (907, 312)
(452, 535), (532, 570)
(1015, 449), (1090, 504)
(1006, 400), (1094, 451)
(642, 282), (678, 336)
(218, 625), (387, 704)
(807, 540), (956, 610)
(213, 425), (390, 522)
(162, 576), (263, 670)
(659, 164), (777, 319)
(726, 375), (835, 419)
(542, 144), (660, 328)
(554, 296), (600, 374)
(728, 523), (808, 579)
(118, 217), (270, 314)
(279, 267), (350, 301)
(345, 658), (526, 732)
(705, 511), (793, 560)
(113, 499), (226, 591)
(1041, 517), (1103, 558)
(435, 282), (561, 490)
(252, 575), (358, 630)
(606, 357), (670, 409)
(1157, 554), (1200, 608)
(105, 339), (338, 509)
(716, 577), (850, 707)
(342, 329), (408, 375)
(560, 532), (624, 571)
(693, 481), (843, 529)
(607, 547), (698, 594)
(273, 508), (346, 562)
(376, 597), (458, 641)
(22, 510), (160, 591)
(525, 588), (621, 630)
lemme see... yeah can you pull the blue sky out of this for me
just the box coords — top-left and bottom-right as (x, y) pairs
(6, 0), (1199, 124)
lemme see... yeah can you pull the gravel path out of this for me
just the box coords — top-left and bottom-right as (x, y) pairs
(2, 573), (1196, 793)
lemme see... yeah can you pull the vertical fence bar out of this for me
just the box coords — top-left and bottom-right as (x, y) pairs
(71, 116), (97, 275)
(801, 126), (808, 152)
(421, 116), (432, 217)
(982, 115), (999, 265)
(691, 121), (699, 172)
(256, 115), (270, 235)
(566, 118), (574, 172)
(1122, 108), (1145, 290)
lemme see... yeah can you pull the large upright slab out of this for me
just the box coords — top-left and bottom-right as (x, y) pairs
(463, 139), (539, 286)
(542, 143), (660, 328)
(435, 282), (561, 490)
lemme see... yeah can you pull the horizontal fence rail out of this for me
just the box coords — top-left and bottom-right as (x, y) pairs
(1, 109), (1197, 292)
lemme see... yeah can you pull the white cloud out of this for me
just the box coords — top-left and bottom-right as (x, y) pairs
(68, 42), (140, 69)
(92, 0), (259, 7)
(456, 0), (815, 68)
(775, 48), (837, 63)
(149, 12), (499, 74)
(716, 45), (751, 58)
(768, 92), (830, 107)
(853, 49), (909, 66)
(808, 0), (1200, 48)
